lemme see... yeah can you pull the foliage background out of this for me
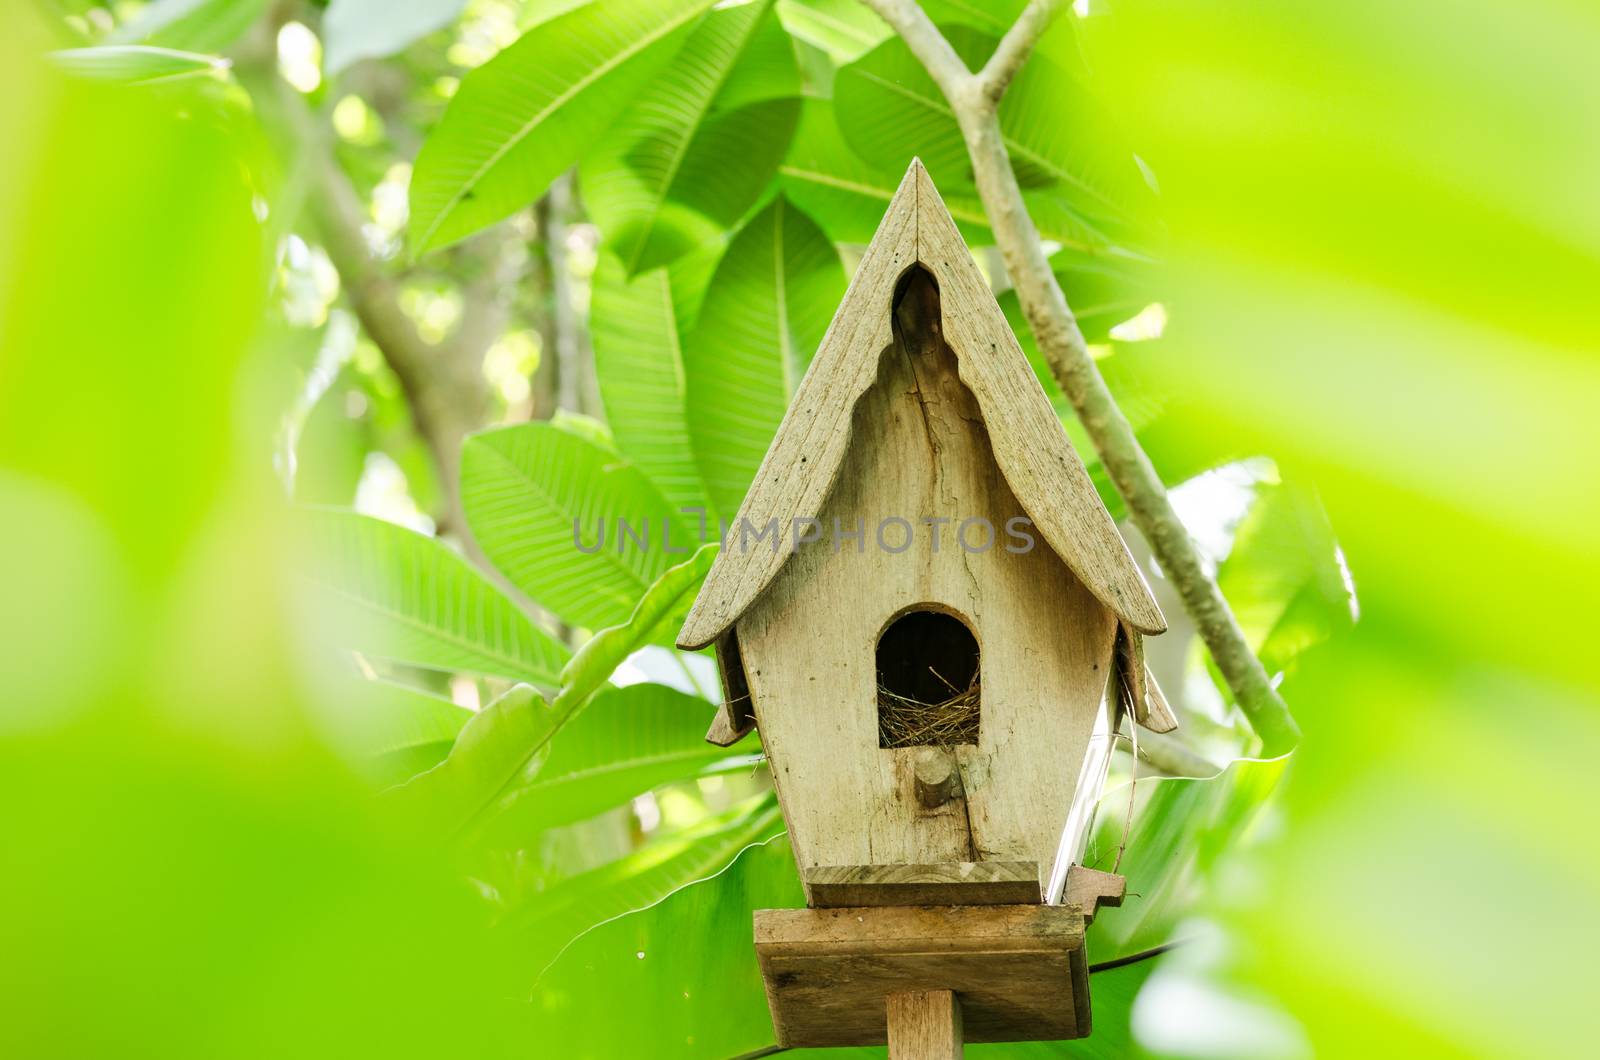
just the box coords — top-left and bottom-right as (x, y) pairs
(2, 0), (1596, 1057)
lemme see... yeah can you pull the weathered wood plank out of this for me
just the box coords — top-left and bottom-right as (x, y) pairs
(735, 282), (1116, 891)
(1063, 864), (1125, 923)
(679, 159), (1163, 653)
(911, 163), (1163, 634)
(1115, 622), (1179, 734)
(1141, 663), (1179, 733)
(754, 905), (1087, 1047)
(806, 861), (1042, 907)
(704, 629), (755, 746)
(678, 165), (917, 652)
(887, 990), (963, 1060)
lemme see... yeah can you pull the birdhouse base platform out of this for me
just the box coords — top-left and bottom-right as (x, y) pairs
(753, 901), (1100, 1048)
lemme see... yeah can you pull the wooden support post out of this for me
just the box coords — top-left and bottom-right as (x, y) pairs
(887, 990), (963, 1059)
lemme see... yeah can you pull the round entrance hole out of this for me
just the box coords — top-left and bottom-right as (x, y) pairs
(875, 609), (980, 748)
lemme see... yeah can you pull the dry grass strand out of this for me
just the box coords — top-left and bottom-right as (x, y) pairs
(878, 668), (980, 748)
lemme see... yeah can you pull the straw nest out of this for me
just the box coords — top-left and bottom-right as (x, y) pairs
(878, 667), (980, 748)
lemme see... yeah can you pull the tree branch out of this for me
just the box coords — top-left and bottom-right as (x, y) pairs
(1131, 728), (1220, 779)
(855, 0), (971, 99)
(858, 0), (1301, 753)
(977, 0), (1062, 105)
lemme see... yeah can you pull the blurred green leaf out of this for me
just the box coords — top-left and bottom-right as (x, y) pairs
(1084, 756), (1287, 963)
(529, 827), (803, 1054)
(323, 0), (467, 76)
(387, 546), (716, 839)
(547, 407), (618, 452)
(408, 0), (716, 254)
(776, 0), (891, 63)
(330, 678), (473, 787)
(384, 683), (553, 837)
(581, 0), (801, 275)
(1050, 253), (1156, 344)
(1218, 479), (1355, 674)
(107, 0), (267, 52)
(48, 45), (226, 85)
(507, 793), (783, 972)
(461, 422), (693, 631)
(294, 508), (570, 685)
(590, 253), (710, 515)
(0, 29), (516, 1056)
(471, 680), (753, 842)
(835, 27), (1154, 243)
(1000, 310), (1243, 514)
(685, 194), (844, 516)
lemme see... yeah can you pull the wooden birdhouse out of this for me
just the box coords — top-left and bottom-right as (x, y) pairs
(677, 160), (1178, 1053)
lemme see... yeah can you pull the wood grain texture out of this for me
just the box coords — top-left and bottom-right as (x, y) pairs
(1062, 865), (1125, 924)
(806, 861), (1042, 907)
(1141, 663), (1179, 734)
(910, 163), (1164, 635)
(754, 904), (1088, 1047)
(704, 629), (755, 746)
(887, 990), (963, 1060)
(678, 164), (917, 651)
(1115, 622), (1179, 735)
(735, 273), (1117, 894)
(678, 159), (1163, 652)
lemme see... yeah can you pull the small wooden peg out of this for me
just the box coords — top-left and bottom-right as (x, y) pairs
(913, 750), (964, 808)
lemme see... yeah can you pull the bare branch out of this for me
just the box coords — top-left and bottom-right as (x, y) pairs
(861, 3), (1301, 753)
(857, 0), (973, 99)
(978, 0), (1063, 105)
(1127, 728), (1220, 779)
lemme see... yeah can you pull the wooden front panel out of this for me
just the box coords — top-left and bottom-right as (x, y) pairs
(739, 280), (1117, 897)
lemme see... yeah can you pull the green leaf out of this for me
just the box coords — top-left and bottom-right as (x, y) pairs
(460, 422), (694, 632)
(385, 546), (717, 839)
(293, 509), (570, 686)
(782, 957), (1160, 1059)
(384, 683), (555, 837)
(999, 305), (1240, 515)
(1050, 254), (1157, 345)
(527, 824), (802, 1053)
(328, 679), (473, 787)
(834, 27), (1154, 241)
(1218, 480), (1355, 673)
(581, 1), (801, 275)
(776, 0), (891, 64)
(107, 0), (268, 52)
(555, 543), (718, 701)
(323, 0), (467, 76)
(779, 98), (989, 244)
(1084, 756), (1287, 962)
(471, 681), (753, 842)
(684, 195), (845, 516)
(780, 98), (1119, 252)
(48, 45), (227, 85)
(407, 0), (717, 254)
(507, 794), (784, 972)
(590, 253), (710, 515)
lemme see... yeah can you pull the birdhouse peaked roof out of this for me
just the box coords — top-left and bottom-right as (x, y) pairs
(677, 159), (1165, 652)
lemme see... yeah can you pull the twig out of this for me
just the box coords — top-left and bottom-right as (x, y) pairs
(977, 0), (1062, 105)
(855, 0), (1300, 754)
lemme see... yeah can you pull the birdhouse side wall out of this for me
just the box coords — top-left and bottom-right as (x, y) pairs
(737, 314), (1117, 896)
